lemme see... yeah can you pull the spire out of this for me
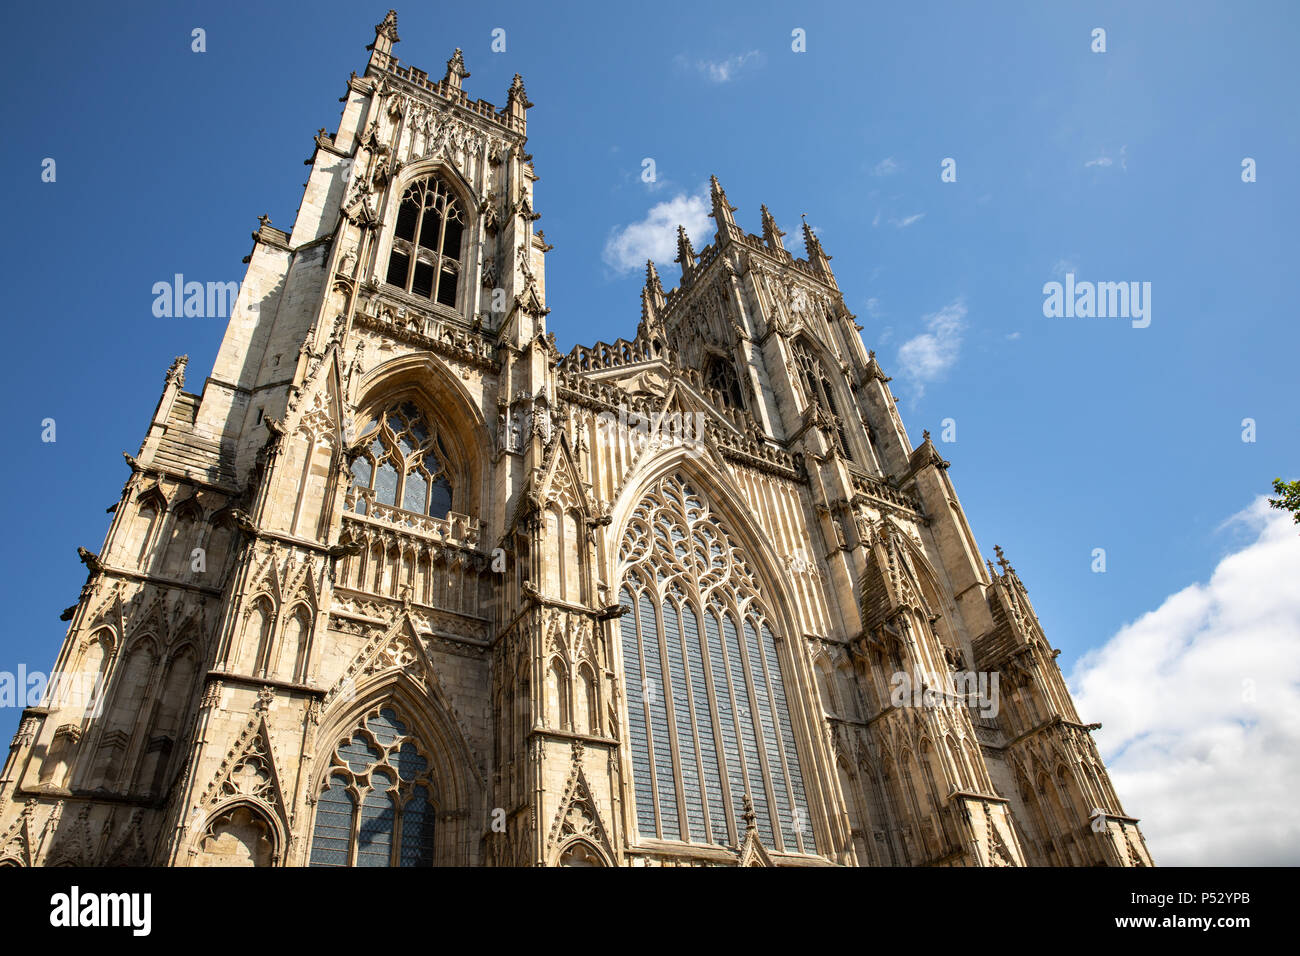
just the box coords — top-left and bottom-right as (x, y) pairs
(641, 260), (666, 325)
(760, 204), (785, 252)
(164, 355), (189, 389)
(507, 73), (533, 127)
(443, 48), (470, 90)
(645, 260), (664, 298)
(993, 545), (1014, 576)
(801, 214), (832, 274)
(366, 10), (400, 71)
(709, 175), (738, 237)
(675, 225), (697, 284)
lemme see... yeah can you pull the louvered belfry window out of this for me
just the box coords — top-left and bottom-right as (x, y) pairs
(384, 177), (464, 308)
(617, 474), (817, 854)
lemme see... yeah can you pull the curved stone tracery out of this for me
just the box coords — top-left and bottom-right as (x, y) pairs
(309, 706), (438, 868)
(617, 473), (816, 854)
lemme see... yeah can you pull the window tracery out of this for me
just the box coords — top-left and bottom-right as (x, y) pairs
(617, 473), (817, 854)
(384, 177), (463, 308)
(703, 354), (745, 410)
(792, 339), (851, 456)
(349, 401), (453, 519)
(309, 707), (437, 867)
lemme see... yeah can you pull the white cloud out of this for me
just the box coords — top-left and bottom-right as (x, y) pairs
(1005, 331), (1021, 340)
(865, 297), (883, 318)
(1085, 155), (1113, 168)
(872, 157), (899, 176)
(895, 299), (966, 398)
(1069, 497), (1300, 865)
(680, 50), (763, 83)
(1051, 256), (1078, 277)
(891, 213), (925, 229)
(602, 193), (712, 275)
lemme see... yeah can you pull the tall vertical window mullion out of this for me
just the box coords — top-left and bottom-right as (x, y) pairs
(308, 777), (354, 866)
(642, 583), (679, 840)
(356, 791), (395, 867)
(399, 785), (436, 866)
(617, 474), (820, 855)
(620, 587), (656, 839)
(705, 609), (742, 845)
(663, 598), (704, 842)
(763, 622), (816, 853)
(746, 618), (795, 852)
(685, 602), (727, 844)
(724, 611), (775, 846)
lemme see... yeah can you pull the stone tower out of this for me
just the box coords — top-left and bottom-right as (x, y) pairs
(0, 11), (1150, 868)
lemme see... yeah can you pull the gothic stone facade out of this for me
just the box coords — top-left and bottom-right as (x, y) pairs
(0, 12), (1151, 868)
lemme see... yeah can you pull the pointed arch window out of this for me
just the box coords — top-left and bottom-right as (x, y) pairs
(616, 474), (817, 855)
(309, 707), (437, 867)
(792, 339), (852, 457)
(385, 177), (464, 308)
(349, 401), (454, 519)
(703, 354), (745, 410)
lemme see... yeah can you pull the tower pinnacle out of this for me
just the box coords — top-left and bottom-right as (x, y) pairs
(801, 213), (832, 274)
(675, 225), (697, 284)
(366, 10), (400, 70)
(444, 48), (470, 89)
(760, 204), (785, 252)
(710, 175), (738, 235)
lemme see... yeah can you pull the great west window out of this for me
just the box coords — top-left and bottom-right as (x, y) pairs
(617, 473), (817, 854)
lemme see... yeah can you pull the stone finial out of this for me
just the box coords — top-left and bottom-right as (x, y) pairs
(864, 350), (892, 384)
(367, 11), (400, 66)
(257, 213), (271, 229)
(801, 213), (832, 271)
(922, 429), (932, 443)
(507, 74), (533, 122)
(674, 225), (696, 277)
(165, 354), (189, 388)
(709, 174), (737, 231)
(994, 545), (1013, 575)
(642, 260), (666, 326)
(444, 48), (470, 89)
(645, 259), (663, 295)
(375, 10), (400, 43)
(760, 204), (785, 251)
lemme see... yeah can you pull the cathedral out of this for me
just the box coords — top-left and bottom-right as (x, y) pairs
(0, 11), (1151, 867)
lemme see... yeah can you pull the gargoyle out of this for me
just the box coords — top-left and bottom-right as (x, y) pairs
(229, 509), (260, 537)
(327, 539), (364, 559)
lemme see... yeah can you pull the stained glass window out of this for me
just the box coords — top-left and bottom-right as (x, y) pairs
(307, 777), (354, 867)
(617, 474), (817, 854)
(308, 707), (438, 867)
(349, 401), (454, 519)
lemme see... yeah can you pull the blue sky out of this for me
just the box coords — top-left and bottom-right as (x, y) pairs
(1, 2), (1297, 861)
